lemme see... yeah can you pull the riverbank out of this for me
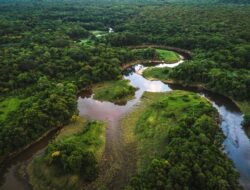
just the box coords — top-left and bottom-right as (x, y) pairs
(2, 46), (249, 190)
(127, 44), (192, 60)
(1, 46), (183, 189)
(142, 67), (250, 116)
(28, 118), (107, 190)
(0, 126), (61, 166)
(122, 90), (241, 189)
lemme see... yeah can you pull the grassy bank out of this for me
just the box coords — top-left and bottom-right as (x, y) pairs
(155, 48), (180, 63)
(132, 48), (181, 63)
(143, 67), (170, 81)
(122, 91), (241, 189)
(143, 66), (250, 137)
(28, 118), (106, 190)
(93, 80), (136, 105)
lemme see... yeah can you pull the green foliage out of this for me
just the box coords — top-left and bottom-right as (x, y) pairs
(126, 91), (241, 190)
(132, 48), (159, 60)
(0, 81), (77, 157)
(0, 98), (21, 121)
(144, 59), (250, 101)
(45, 121), (105, 180)
(169, 60), (250, 100)
(29, 120), (106, 190)
(93, 80), (136, 104)
(132, 48), (180, 63)
(143, 67), (170, 80)
(155, 49), (180, 63)
(0, 2), (249, 188)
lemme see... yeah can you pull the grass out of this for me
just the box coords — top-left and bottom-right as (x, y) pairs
(93, 80), (136, 105)
(132, 48), (181, 63)
(155, 48), (180, 63)
(142, 67), (170, 81)
(79, 30), (108, 47)
(121, 90), (216, 172)
(55, 117), (86, 141)
(0, 97), (21, 121)
(79, 39), (94, 47)
(28, 118), (107, 190)
(90, 30), (107, 38)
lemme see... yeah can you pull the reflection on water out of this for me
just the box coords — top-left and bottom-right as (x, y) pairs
(1, 58), (250, 190)
(78, 63), (250, 189)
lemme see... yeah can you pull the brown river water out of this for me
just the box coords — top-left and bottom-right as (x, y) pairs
(1, 58), (250, 190)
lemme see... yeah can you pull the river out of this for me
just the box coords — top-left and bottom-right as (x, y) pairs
(1, 56), (250, 190)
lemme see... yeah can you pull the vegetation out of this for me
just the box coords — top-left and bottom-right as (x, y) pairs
(124, 91), (241, 190)
(0, 97), (21, 121)
(132, 48), (180, 63)
(0, 0), (249, 188)
(0, 81), (77, 158)
(168, 60), (250, 100)
(155, 49), (180, 63)
(29, 120), (106, 190)
(143, 67), (170, 81)
(93, 80), (136, 104)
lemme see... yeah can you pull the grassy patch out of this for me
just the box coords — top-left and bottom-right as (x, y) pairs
(56, 117), (86, 141)
(143, 67), (170, 81)
(132, 48), (181, 63)
(79, 30), (107, 47)
(0, 97), (21, 121)
(28, 119), (106, 190)
(155, 48), (180, 63)
(79, 39), (94, 47)
(93, 80), (136, 105)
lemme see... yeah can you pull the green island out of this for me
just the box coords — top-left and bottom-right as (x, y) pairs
(143, 67), (170, 81)
(28, 118), (106, 190)
(93, 80), (136, 104)
(121, 91), (241, 189)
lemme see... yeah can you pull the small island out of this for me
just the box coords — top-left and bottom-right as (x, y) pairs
(93, 80), (136, 105)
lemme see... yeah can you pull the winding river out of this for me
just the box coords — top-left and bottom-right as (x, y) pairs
(1, 55), (250, 190)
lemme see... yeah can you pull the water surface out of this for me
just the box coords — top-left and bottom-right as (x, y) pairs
(1, 59), (250, 190)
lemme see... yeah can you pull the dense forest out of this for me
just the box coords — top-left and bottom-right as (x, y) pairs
(0, 0), (249, 189)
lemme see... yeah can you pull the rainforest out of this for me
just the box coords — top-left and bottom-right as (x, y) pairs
(0, 0), (249, 190)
